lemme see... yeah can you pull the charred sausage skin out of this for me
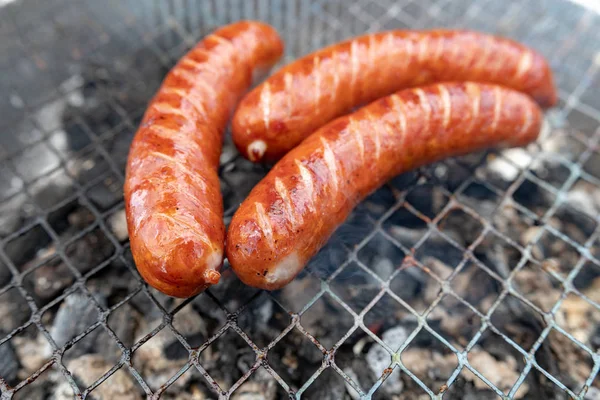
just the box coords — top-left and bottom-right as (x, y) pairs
(232, 30), (556, 163)
(226, 82), (543, 290)
(124, 21), (283, 298)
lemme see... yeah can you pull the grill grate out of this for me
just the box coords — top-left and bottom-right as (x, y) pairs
(1, 0), (600, 399)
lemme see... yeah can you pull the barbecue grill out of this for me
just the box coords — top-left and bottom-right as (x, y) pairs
(1, 0), (600, 399)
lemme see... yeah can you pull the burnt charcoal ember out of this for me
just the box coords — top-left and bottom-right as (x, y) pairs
(197, 328), (255, 390)
(236, 295), (291, 349)
(365, 327), (408, 396)
(28, 168), (76, 211)
(405, 184), (450, 219)
(462, 349), (529, 398)
(302, 368), (348, 400)
(86, 257), (140, 307)
(0, 289), (31, 335)
(132, 325), (193, 391)
(358, 233), (406, 280)
(231, 368), (278, 400)
(13, 332), (49, 375)
(64, 228), (116, 275)
(444, 374), (521, 400)
(0, 193), (36, 239)
(49, 291), (106, 358)
(171, 302), (208, 350)
(26, 256), (74, 302)
(132, 304), (207, 390)
(100, 303), (139, 363)
(0, 260), (11, 288)
(47, 200), (95, 241)
(65, 355), (142, 400)
(222, 159), (269, 211)
(269, 329), (323, 389)
(565, 179), (600, 219)
(586, 387), (600, 400)
(342, 362), (371, 400)
(129, 292), (170, 322)
(0, 340), (19, 385)
(306, 236), (349, 280)
(4, 224), (54, 271)
(490, 297), (546, 351)
(86, 174), (122, 211)
(102, 125), (136, 172)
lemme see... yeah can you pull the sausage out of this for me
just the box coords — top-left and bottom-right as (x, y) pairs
(124, 21), (283, 298)
(226, 82), (543, 290)
(231, 30), (556, 163)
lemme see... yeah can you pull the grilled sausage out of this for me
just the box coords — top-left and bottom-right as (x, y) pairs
(232, 30), (556, 163)
(124, 21), (283, 298)
(226, 82), (543, 290)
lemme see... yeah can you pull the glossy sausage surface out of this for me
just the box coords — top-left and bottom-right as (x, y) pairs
(232, 30), (556, 163)
(226, 82), (543, 290)
(124, 21), (283, 298)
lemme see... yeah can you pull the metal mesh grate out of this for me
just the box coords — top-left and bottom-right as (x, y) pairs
(1, 0), (600, 399)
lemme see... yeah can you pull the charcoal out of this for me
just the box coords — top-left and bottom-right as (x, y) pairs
(302, 368), (348, 400)
(0, 341), (19, 385)
(342, 366), (365, 400)
(585, 387), (600, 400)
(365, 327), (407, 396)
(29, 257), (74, 302)
(4, 225), (53, 272)
(0, 193), (31, 238)
(231, 368), (278, 400)
(64, 228), (115, 275)
(49, 292), (106, 358)
(99, 303), (139, 363)
(65, 355), (142, 400)
(0, 260), (11, 287)
(0, 289), (31, 336)
(132, 325), (193, 391)
(13, 332), (48, 375)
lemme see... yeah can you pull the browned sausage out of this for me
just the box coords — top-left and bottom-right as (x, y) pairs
(124, 21), (283, 298)
(226, 82), (543, 290)
(231, 30), (556, 163)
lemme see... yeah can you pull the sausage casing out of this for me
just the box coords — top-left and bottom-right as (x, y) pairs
(232, 30), (556, 163)
(226, 82), (543, 290)
(124, 21), (283, 298)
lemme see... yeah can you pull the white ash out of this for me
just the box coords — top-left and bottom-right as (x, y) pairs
(302, 368), (348, 400)
(401, 348), (457, 389)
(486, 148), (533, 182)
(463, 348), (529, 399)
(132, 311), (199, 391)
(231, 368), (277, 400)
(63, 354), (142, 400)
(107, 208), (128, 241)
(0, 341), (19, 384)
(342, 368), (361, 400)
(365, 327), (408, 396)
(13, 332), (48, 376)
(46, 292), (105, 359)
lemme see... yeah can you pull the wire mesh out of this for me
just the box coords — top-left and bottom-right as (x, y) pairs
(1, 0), (600, 399)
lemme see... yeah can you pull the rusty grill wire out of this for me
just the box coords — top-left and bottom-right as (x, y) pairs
(1, 0), (600, 399)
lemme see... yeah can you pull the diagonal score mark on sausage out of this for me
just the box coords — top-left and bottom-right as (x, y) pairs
(437, 84), (452, 130)
(275, 177), (299, 229)
(254, 202), (275, 249)
(226, 82), (544, 290)
(349, 117), (365, 163)
(295, 160), (316, 213)
(320, 136), (339, 195)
